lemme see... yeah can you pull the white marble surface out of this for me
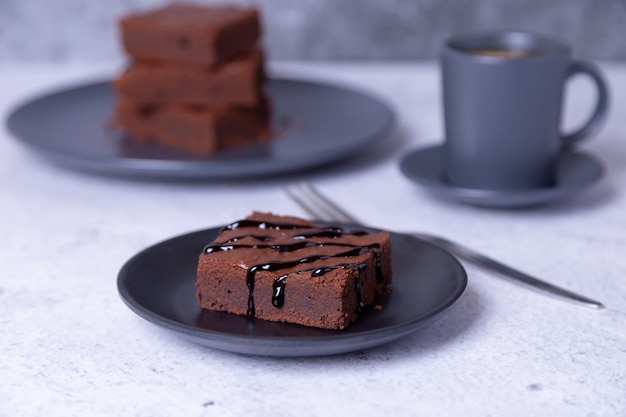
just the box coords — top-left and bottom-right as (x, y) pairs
(1, 61), (625, 416)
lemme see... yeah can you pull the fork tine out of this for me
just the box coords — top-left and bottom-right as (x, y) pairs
(284, 184), (328, 221)
(284, 182), (336, 222)
(301, 182), (361, 224)
(284, 181), (361, 225)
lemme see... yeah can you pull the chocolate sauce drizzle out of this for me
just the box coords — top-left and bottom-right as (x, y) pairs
(220, 219), (316, 232)
(209, 219), (384, 317)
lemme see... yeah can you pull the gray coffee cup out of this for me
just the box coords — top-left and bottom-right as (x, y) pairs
(442, 31), (609, 190)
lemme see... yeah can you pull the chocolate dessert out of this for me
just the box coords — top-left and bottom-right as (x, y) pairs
(114, 98), (269, 154)
(196, 212), (392, 330)
(115, 51), (264, 107)
(114, 3), (270, 154)
(119, 4), (260, 66)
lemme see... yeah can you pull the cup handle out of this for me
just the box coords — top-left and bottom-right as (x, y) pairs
(562, 60), (609, 150)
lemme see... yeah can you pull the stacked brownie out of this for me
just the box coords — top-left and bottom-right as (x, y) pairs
(114, 4), (269, 154)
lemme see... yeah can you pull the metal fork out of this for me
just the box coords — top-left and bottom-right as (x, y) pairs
(284, 181), (604, 309)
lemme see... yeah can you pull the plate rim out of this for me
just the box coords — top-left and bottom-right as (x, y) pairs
(6, 76), (395, 179)
(117, 225), (468, 355)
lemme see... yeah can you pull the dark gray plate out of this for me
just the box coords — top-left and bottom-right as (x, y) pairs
(117, 225), (467, 357)
(400, 145), (604, 208)
(6, 78), (394, 179)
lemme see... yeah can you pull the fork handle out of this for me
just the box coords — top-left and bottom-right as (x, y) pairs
(412, 233), (604, 309)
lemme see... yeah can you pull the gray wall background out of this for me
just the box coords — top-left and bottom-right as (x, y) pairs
(1, 0), (625, 62)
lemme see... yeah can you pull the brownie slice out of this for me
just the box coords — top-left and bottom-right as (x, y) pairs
(115, 51), (264, 107)
(114, 99), (270, 154)
(196, 212), (392, 330)
(119, 4), (260, 66)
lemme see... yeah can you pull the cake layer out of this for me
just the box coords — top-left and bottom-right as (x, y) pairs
(119, 4), (260, 66)
(196, 212), (393, 330)
(114, 99), (270, 154)
(115, 51), (263, 107)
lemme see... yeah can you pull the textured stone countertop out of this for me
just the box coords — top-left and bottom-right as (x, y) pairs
(1, 61), (625, 416)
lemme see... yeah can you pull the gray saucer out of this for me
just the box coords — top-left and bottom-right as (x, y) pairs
(399, 145), (604, 208)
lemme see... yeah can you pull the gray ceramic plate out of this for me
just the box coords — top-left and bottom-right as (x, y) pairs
(117, 225), (467, 357)
(400, 145), (604, 208)
(6, 78), (394, 179)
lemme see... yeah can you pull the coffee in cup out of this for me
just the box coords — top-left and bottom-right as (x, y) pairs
(467, 48), (537, 58)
